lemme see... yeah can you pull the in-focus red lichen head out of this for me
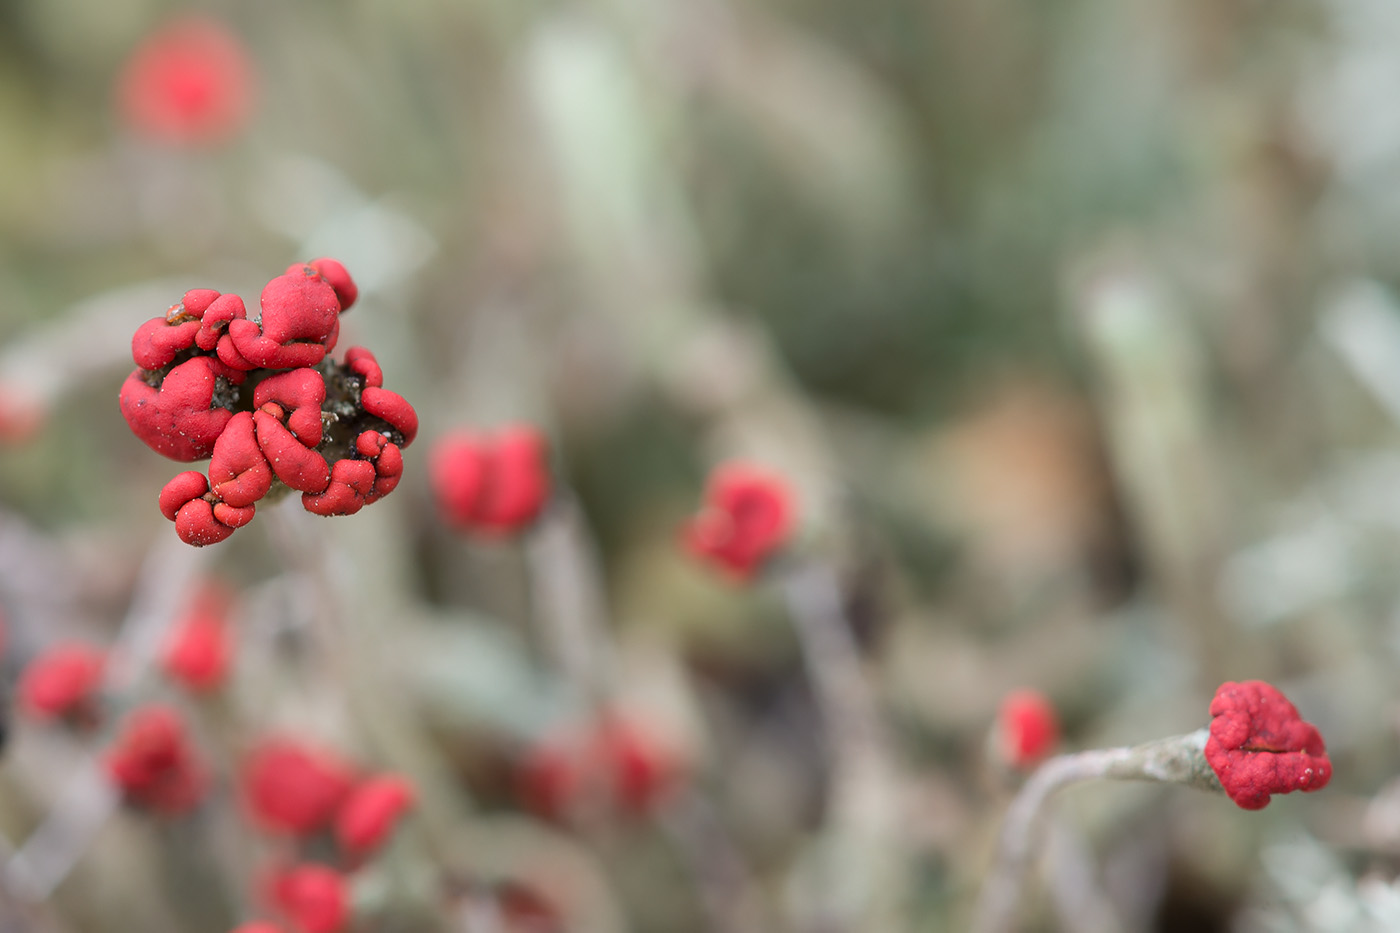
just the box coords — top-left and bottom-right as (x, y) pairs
(430, 425), (551, 536)
(996, 689), (1060, 770)
(116, 15), (255, 147)
(241, 737), (356, 837)
(18, 643), (105, 724)
(681, 462), (794, 581)
(163, 580), (235, 693)
(105, 705), (207, 815)
(120, 261), (417, 546)
(267, 863), (350, 933)
(1204, 680), (1331, 810)
(335, 774), (415, 861)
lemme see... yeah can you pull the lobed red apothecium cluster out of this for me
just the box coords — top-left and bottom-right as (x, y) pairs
(1204, 680), (1332, 810)
(119, 260), (417, 546)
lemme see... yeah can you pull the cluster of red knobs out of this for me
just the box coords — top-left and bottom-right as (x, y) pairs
(119, 260), (417, 546)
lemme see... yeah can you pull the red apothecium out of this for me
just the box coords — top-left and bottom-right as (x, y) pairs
(430, 425), (551, 535)
(1204, 680), (1331, 810)
(682, 462), (794, 580)
(116, 15), (255, 147)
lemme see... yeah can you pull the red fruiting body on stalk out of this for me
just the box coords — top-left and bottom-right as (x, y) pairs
(18, 643), (105, 722)
(682, 462), (794, 580)
(996, 689), (1060, 769)
(1204, 680), (1331, 810)
(116, 16), (254, 147)
(104, 705), (207, 815)
(118, 262), (418, 545)
(430, 425), (551, 535)
(0, 384), (45, 443)
(335, 774), (416, 859)
(163, 582), (234, 692)
(268, 864), (350, 933)
(242, 738), (356, 836)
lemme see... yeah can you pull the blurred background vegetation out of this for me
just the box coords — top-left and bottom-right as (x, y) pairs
(1, 0), (1398, 930)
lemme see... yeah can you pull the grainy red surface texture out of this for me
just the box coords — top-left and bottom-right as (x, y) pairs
(1205, 680), (1331, 810)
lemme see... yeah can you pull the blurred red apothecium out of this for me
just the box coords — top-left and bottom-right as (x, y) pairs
(1204, 680), (1331, 810)
(518, 712), (680, 821)
(682, 462), (794, 580)
(18, 642), (105, 722)
(335, 773), (415, 859)
(996, 689), (1060, 769)
(163, 580), (235, 692)
(105, 705), (207, 815)
(241, 737), (356, 836)
(117, 15), (255, 146)
(429, 425), (551, 535)
(229, 924), (284, 933)
(268, 863), (349, 933)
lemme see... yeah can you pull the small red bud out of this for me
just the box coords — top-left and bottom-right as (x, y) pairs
(335, 774), (415, 860)
(681, 462), (794, 581)
(241, 738), (356, 837)
(18, 643), (105, 723)
(116, 16), (254, 147)
(430, 425), (550, 536)
(104, 705), (206, 815)
(163, 582), (234, 693)
(996, 689), (1059, 769)
(268, 864), (350, 933)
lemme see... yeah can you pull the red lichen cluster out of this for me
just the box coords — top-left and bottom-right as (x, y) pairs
(116, 15), (255, 147)
(105, 705), (207, 815)
(231, 737), (416, 932)
(1204, 680), (1332, 810)
(517, 712), (681, 822)
(996, 689), (1060, 770)
(119, 260), (417, 546)
(17, 642), (105, 724)
(429, 424), (551, 535)
(682, 462), (794, 580)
